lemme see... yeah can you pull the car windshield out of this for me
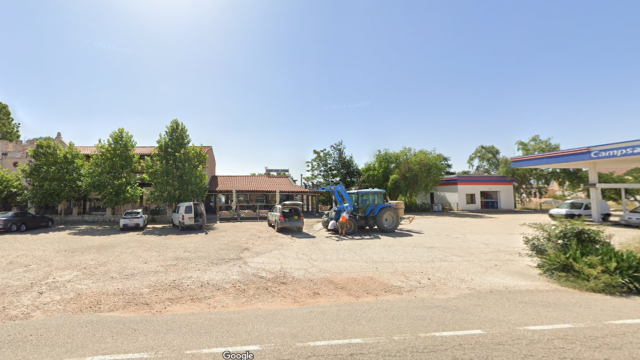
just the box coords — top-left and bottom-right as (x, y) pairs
(630, 206), (640, 214)
(558, 202), (584, 210)
(0, 212), (13, 218)
(123, 211), (141, 217)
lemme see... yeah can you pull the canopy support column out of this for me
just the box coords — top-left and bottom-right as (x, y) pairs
(588, 162), (602, 223)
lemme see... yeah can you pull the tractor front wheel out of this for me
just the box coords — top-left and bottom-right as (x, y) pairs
(376, 207), (400, 233)
(345, 217), (358, 235)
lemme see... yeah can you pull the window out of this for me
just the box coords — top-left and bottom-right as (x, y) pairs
(584, 203), (591, 210)
(185, 205), (193, 214)
(466, 194), (476, 204)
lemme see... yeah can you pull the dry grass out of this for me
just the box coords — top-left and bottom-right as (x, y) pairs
(619, 235), (640, 255)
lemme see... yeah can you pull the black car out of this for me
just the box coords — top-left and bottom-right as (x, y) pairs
(0, 211), (54, 232)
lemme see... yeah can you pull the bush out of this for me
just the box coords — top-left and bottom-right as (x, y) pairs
(404, 202), (431, 213)
(523, 222), (640, 294)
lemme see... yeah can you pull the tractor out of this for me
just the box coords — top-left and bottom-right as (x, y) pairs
(317, 183), (403, 234)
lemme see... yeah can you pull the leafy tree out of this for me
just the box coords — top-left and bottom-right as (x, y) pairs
(88, 128), (143, 213)
(31, 136), (54, 142)
(145, 120), (208, 208)
(0, 169), (26, 209)
(0, 101), (21, 142)
(467, 145), (502, 174)
(305, 140), (361, 189)
(20, 140), (85, 218)
(360, 147), (449, 202)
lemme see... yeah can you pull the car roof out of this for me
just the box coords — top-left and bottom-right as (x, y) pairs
(281, 201), (303, 206)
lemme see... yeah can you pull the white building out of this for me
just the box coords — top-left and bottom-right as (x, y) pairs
(418, 175), (515, 211)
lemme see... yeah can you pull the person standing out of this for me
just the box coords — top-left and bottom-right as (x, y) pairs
(338, 210), (350, 236)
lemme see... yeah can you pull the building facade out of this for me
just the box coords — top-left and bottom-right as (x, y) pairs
(418, 175), (515, 211)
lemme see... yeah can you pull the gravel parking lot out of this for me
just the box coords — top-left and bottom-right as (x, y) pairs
(1, 212), (638, 323)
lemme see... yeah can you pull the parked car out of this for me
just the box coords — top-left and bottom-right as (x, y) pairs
(119, 209), (148, 231)
(548, 199), (611, 221)
(172, 202), (206, 230)
(620, 206), (640, 227)
(0, 211), (54, 232)
(267, 201), (304, 232)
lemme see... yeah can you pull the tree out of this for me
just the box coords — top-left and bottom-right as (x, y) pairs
(0, 169), (26, 210)
(20, 140), (85, 218)
(467, 145), (502, 174)
(360, 147), (449, 203)
(144, 120), (208, 208)
(305, 140), (361, 189)
(88, 128), (143, 213)
(0, 101), (21, 142)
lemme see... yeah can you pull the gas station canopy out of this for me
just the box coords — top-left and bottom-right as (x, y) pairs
(510, 139), (640, 222)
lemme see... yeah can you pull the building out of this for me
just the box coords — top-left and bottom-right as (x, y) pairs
(207, 175), (321, 218)
(418, 175), (515, 211)
(0, 132), (68, 174)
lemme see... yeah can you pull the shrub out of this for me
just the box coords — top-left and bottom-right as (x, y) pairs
(523, 222), (640, 294)
(404, 202), (431, 213)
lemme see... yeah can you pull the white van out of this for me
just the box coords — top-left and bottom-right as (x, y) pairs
(172, 202), (206, 230)
(548, 199), (611, 221)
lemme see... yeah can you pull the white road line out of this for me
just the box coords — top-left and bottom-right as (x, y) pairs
(185, 345), (261, 354)
(521, 324), (575, 331)
(392, 334), (414, 340)
(422, 330), (485, 337)
(606, 319), (640, 325)
(305, 339), (365, 347)
(84, 354), (152, 360)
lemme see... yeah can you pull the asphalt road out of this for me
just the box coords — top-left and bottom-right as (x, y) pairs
(2, 289), (639, 360)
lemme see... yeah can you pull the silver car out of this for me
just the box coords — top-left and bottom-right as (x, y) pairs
(621, 206), (640, 227)
(267, 201), (304, 232)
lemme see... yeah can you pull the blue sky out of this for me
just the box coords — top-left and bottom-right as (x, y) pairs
(1, 1), (639, 179)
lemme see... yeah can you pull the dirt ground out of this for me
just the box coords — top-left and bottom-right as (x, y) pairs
(1, 212), (638, 323)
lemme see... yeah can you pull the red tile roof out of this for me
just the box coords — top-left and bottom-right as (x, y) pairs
(75, 145), (212, 156)
(208, 175), (317, 193)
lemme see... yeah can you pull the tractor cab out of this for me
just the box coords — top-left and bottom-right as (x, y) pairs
(347, 189), (386, 216)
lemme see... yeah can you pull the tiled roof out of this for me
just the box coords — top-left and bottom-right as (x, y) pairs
(208, 175), (317, 193)
(75, 145), (212, 156)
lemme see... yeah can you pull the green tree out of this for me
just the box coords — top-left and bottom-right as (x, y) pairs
(360, 147), (449, 202)
(20, 140), (85, 218)
(0, 169), (26, 209)
(305, 140), (361, 189)
(88, 128), (143, 213)
(145, 120), (208, 208)
(0, 101), (21, 142)
(467, 145), (502, 174)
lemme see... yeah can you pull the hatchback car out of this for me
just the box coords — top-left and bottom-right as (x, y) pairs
(621, 206), (640, 227)
(119, 209), (148, 230)
(267, 201), (304, 232)
(0, 211), (54, 232)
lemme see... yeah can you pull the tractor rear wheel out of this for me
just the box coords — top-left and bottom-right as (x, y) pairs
(376, 207), (399, 233)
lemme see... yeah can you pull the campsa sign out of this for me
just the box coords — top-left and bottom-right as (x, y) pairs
(590, 145), (640, 159)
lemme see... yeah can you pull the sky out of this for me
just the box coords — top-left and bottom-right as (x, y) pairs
(1, 0), (640, 180)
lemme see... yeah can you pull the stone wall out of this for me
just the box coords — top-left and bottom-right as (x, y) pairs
(50, 214), (172, 223)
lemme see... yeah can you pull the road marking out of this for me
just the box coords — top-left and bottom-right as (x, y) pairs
(84, 354), (152, 360)
(392, 334), (414, 340)
(185, 345), (261, 354)
(521, 324), (575, 331)
(606, 319), (640, 325)
(304, 339), (364, 346)
(422, 330), (485, 337)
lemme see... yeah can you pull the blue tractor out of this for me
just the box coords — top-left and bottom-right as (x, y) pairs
(318, 183), (400, 234)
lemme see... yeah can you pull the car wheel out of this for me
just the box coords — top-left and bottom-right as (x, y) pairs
(297, 227), (303, 233)
(119, 227), (124, 231)
(46, 220), (53, 228)
(9, 223), (18, 232)
(178, 222), (183, 231)
(274, 221), (280, 232)
(19, 223), (27, 232)
(199, 224), (203, 230)
(602, 214), (611, 222)
(267, 219), (271, 227)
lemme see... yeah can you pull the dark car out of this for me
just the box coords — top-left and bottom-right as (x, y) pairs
(267, 201), (304, 232)
(0, 211), (54, 232)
